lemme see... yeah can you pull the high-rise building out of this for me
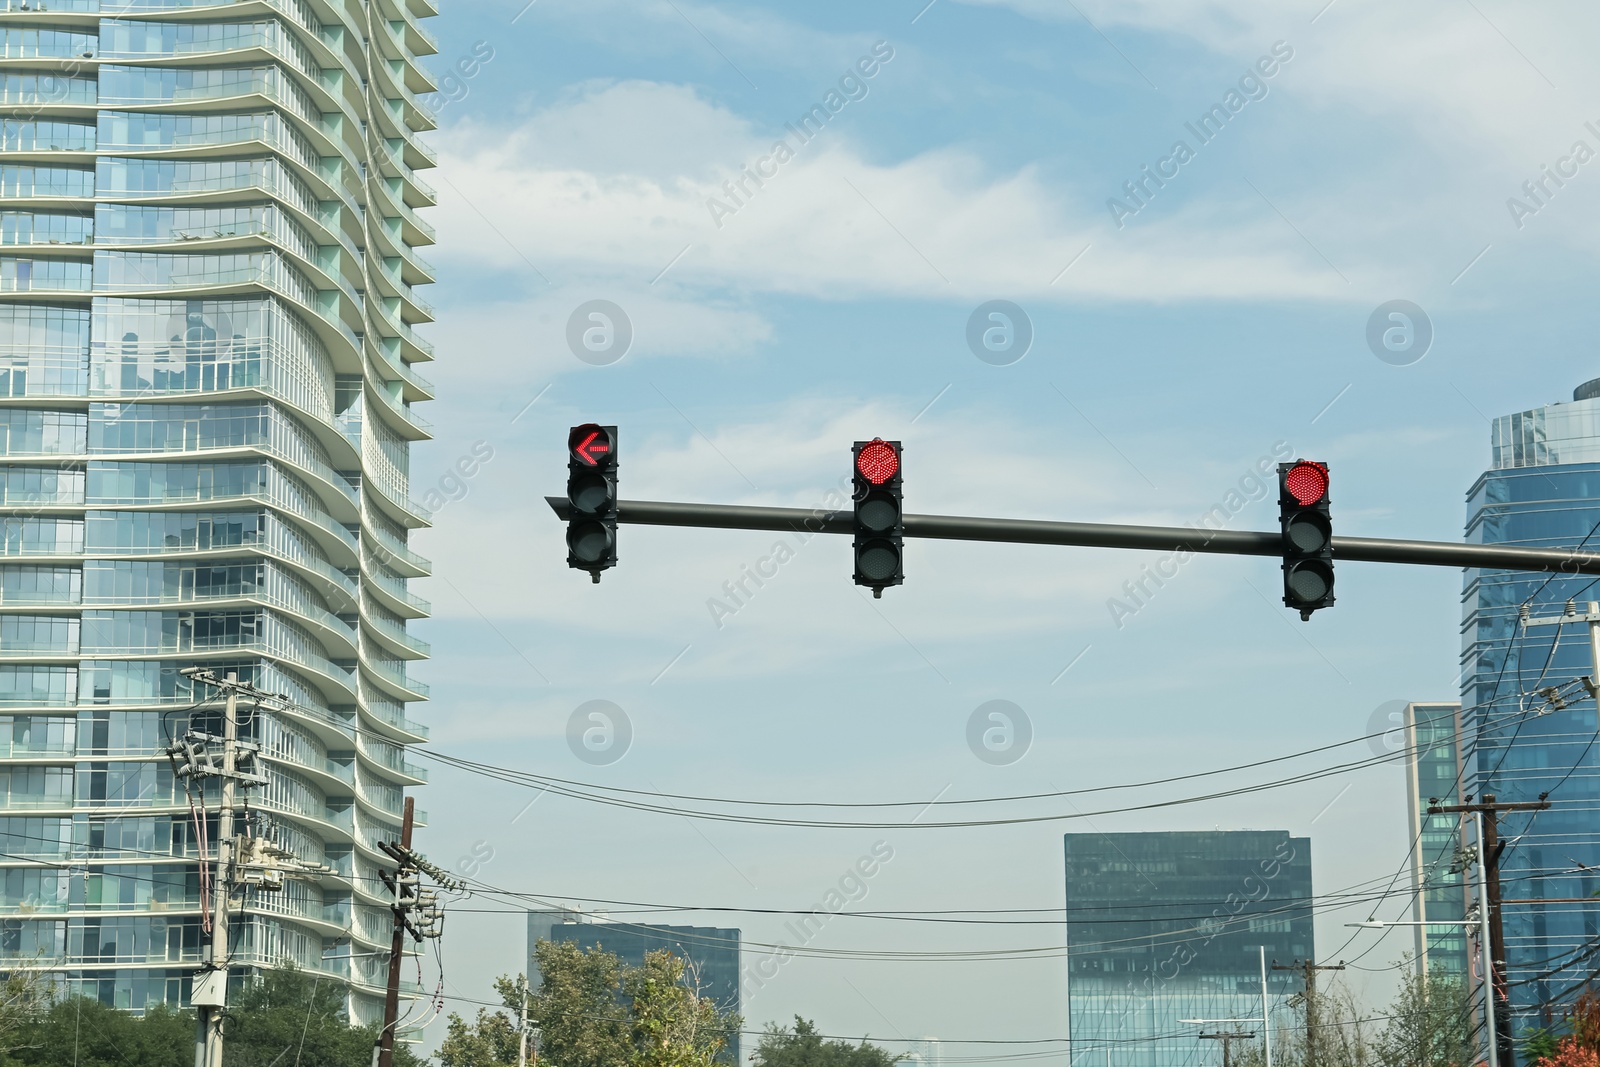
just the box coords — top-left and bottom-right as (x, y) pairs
(1402, 701), (1472, 978)
(1463, 381), (1600, 1044)
(0, 0), (438, 1026)
(527, 910), (742, 1064)
(1064, 831), (1313, 1067)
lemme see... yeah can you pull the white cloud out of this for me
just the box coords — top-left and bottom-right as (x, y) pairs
(430, 80), (1365, 304)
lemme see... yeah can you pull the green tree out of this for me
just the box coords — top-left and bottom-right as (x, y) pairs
(443, 943), (742, 1067)
(1372, 968), (1476, 1067)
(0, 968), (54, 1063)
(0, 967), (422, 1067)
(530, 940), (631, 1067)
(3, 997), (189, 1067)
(624, 950), (739, 1067)
(751, 1017), (903, 1067)
(436, 974), (526, 1067)
(223, 966), (426, 1066)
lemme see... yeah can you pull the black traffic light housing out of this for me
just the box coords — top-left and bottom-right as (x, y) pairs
(567, 424), (618, 581)
(853, 439), (903, 597)
(1279, 459), (1334, 620)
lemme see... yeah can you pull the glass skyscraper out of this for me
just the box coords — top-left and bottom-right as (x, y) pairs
(527, 910), (743, 1064)
(0, 0), (437, 1026)
(1464, 380), (1600, 1049)
(1064, 831), (1313, 1067)
(1403, 701), (1471, 978)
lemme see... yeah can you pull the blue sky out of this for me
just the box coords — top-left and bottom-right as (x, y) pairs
(406, 1), (1600, 1058)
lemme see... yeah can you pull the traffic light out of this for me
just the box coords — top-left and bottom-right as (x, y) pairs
(567, 424), (617, 581)
(1279, 459), (1333, 619)
(852, 438), (903, 597)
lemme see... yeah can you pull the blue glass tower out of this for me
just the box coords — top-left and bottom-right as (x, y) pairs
(1463, 380), (1600, 1049)
(1064, 831), (1313, 1067)
(0, 0), (438, 1026)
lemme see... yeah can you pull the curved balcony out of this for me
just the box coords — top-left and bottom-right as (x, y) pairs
(376, 1), (437, 59)
(365, 382), (431, 439)
(362, 518), (429, 578)
(357, 683), (426, 743)
(361, 654), (426, 702)
(367, 165), (434, 233)
(370, 216), (435, 286)
(356, 734), (426, 785)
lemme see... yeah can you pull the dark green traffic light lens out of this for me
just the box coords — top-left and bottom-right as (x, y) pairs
(1285, 512), (1331, 554)
(857, 540), (900, 581)
(1287, 560), (1333, 602)
(859, 492), (899, 533)
(567, 521), (614, 563)
(569, 473), (614, 515)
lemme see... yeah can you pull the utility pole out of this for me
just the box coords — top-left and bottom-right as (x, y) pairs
(1272, 959), (1344, 1067)
(518, 986), (530, 1067)
(205, 674), (237, 1067)
(375, 797), (415, 1067)
(375, 798), (454, 1067)
(169, 669), (273, 1067)
(1430, 795), (1551, 1067)
(1198, 1031), (1257, 1067)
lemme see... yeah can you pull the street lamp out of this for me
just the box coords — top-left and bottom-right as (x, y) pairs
(1178, 947), (1273, 1067)
(1345, 898), (1495, 1067)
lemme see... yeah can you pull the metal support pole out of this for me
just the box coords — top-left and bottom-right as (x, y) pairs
(518, 987), (529, 1067)
(1431, 796), (1549, 1067)
(1588, 608), (1600, 696)
(1260, 946), (1271, 1067)
(1478, 811), (1498, 1067)
(376, 797), (415, 1067)
(545, 498), (1600, 575)
(199, 674), (238, 1067)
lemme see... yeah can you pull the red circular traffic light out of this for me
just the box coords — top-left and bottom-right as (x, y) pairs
(1285, 461), (1329, 506)
(856, 439), (899, 485)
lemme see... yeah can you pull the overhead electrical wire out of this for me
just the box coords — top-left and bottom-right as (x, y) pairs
(409, 722), (1515, 832)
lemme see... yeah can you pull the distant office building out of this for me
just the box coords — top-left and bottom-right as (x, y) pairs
(1403, 702), (1472, 978)
(527, 910), (742, 1063)
(1065, 831), (1313, 1067)
(1463, 381), (1600, 1042)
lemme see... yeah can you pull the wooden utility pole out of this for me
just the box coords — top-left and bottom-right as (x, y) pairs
(1429, 793), (1551, 1067)
(1199, 1031), (1256, 1067)
(375, 797), (416, 1067)
(1273, 959), (1345, 1067)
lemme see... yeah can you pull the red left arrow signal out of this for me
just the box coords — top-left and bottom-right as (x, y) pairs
(569, 425), (613, 466)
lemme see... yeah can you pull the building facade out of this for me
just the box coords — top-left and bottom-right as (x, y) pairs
(1403, 701), (1472, 978)
(528, 910), (742, 1064)
(1064, 831), (1313, 1067)
(0, 0), (438, 1025)
(1463, 381), (1600, 1049)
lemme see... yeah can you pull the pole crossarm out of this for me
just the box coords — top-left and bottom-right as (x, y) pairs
(1428, 801), (1551, 814)
(544, 498), (1600, 575)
